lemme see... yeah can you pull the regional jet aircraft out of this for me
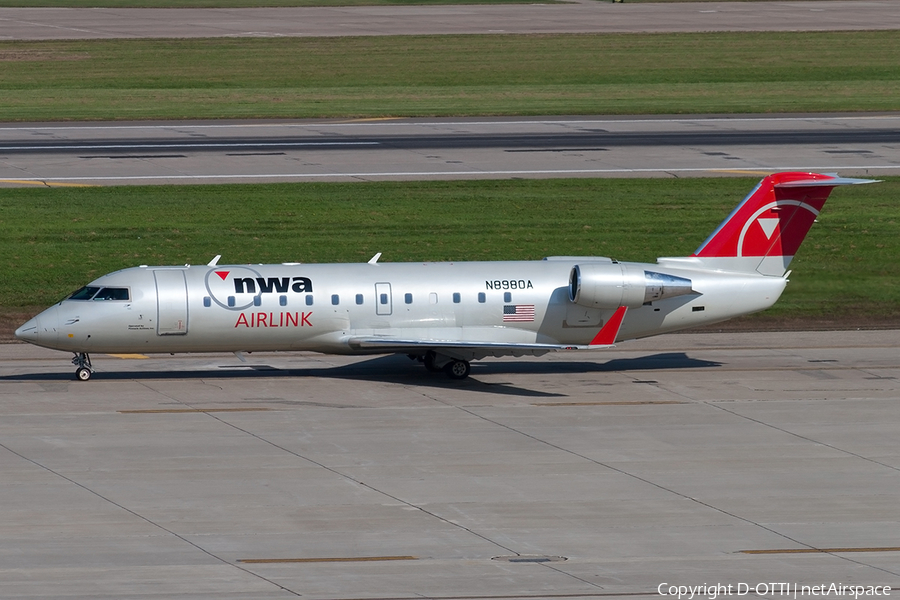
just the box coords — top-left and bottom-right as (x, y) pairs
(16, 172), (875, 381)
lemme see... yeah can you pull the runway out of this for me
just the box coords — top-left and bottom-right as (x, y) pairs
(2, 1), (899, 40)
(2, 330), (899, 599)
(3, 114), (900, 186)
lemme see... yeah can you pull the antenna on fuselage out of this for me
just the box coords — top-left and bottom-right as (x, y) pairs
(208, 255), (221, 267)
(368, 252), (382, 265)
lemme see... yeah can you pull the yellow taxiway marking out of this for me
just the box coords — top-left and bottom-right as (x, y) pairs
(741, 547), (900, 554)
(239, 556), (418, 564)
(106, 353), (149, 359)
(118, 408), (272, 414)
(0, 179), (96, 187)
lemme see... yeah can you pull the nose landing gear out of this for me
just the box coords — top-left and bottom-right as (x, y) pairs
(72, 353), (93, 381)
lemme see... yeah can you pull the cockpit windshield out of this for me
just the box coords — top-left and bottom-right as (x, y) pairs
(93, 287), (130, 301)
(66, 286), (130, 301)
(68, 286), (101, 300)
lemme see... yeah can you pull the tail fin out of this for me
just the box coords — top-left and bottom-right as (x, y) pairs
(690, 172), (877, 276)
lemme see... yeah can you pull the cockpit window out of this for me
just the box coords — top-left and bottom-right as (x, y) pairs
(66, 286), (130, 301)
(93, 287), (130, 301)
(68, 286), (100, 300)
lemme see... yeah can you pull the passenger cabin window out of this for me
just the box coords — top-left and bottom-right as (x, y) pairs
(93, 287), (130, 301)
(306, 295), (314, 306)
(68, 286), (100, 300)
(279, 295), (288, 307)
(478, 292), (486, 303)
(453, 292), (461, 304)
(331, 294), (340, 306)
(404, 293), (413, 304)
(253, 296), (262, 307)
(429, 293), (438, 305)
(504, 292), (512, 302)
(203, 297), (211, 308)
(356, 294), (364, 305)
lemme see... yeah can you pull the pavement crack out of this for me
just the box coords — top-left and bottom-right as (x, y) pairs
(425, 393), (900, 580)
(166, 382), (521, 557)
(703, 401), (900, 577)
(0, 438), (302, 597)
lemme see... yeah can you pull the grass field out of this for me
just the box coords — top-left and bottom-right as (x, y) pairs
(4, 177), (898, 332)
(3, 31), (900, 120)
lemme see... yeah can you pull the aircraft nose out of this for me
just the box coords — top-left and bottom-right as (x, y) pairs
(15, 316), (39, 342)
(15, 306), (60, 347)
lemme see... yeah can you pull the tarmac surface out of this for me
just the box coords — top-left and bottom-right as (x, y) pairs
(3, 114), (900, 186)
(2, 329), (899, 599)
(1, 1), (899, 40)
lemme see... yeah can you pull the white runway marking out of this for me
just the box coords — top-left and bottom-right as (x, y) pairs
(0, 142), (379, 151)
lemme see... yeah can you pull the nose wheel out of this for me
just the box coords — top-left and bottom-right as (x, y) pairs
(72, 353), (93, 381)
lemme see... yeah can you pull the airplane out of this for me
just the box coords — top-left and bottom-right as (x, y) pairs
(15, 171), (876, 381)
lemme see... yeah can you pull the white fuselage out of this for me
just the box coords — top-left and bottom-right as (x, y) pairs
(18, 257), (786, 356)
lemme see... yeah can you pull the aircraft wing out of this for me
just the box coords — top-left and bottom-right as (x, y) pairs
(346, 336), (612, 360)
(346, 306), (627, 358)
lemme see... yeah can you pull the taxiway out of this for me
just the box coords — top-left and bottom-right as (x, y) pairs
(2, 330), (899, 599)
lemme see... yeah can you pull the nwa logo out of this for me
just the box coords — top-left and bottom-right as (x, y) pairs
(736, 200), (820, 257)
(205, 266), (313, 311)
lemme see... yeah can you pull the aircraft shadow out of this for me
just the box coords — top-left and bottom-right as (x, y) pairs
(4, 352), (721, 398)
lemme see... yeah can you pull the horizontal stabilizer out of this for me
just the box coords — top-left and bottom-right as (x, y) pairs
(774, 176), (877, 188)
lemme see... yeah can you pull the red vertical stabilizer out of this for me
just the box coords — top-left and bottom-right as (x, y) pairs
(690, 172), (875, 276)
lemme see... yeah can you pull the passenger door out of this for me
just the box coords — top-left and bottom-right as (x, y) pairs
(154, 270), (188, 335)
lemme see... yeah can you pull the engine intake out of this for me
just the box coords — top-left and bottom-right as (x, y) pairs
(569, 263), (694, 309)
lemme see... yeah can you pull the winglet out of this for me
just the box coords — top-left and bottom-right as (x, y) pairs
(589, 306), (627, 346)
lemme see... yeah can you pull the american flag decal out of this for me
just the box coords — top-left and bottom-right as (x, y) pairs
(503, 304), (535, 322)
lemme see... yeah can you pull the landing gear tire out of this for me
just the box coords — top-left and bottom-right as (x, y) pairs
(444, 359), (471, 380)
(72, 352), (93, 381)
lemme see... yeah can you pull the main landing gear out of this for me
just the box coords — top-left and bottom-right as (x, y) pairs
(443, 358), (471, 380)
(72, 352), (93, 381)
(415, 351), (471, 380)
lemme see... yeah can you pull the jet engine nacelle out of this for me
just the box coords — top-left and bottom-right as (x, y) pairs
(569, 263), (694, 309)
